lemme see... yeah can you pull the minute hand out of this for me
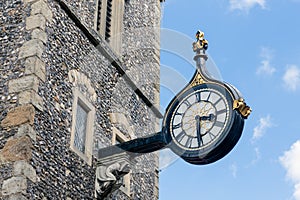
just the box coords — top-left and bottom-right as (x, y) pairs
(195, 115), (203, 146)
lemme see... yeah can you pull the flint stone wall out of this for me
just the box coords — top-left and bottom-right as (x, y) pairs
(1, 0), (161, 199)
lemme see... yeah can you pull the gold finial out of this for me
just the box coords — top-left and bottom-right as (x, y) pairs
(193, 30), (208, 52)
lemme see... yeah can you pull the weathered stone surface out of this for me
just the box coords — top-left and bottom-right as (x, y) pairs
(8, 194), (28, 200)
(2, 177), (27, 196)
(24, 56), (46, 82)
(0, 136), (32, 162)
(26, 14), (46, 30)
(31, 0), (53, 22)
(8, 75), (39, 94)
(1, 0), (161, 199)
(68, 70), (97, 102)
(19, 39), (44, 59)
(13, 160), (37, 182)
(23, 0), (39, 3)
(109, 112), (134, 138)
(16, 124), (37, 141)
(31, 29), (47, 44)
(1, 105), (35, 128)
(19, 90), (43, 112)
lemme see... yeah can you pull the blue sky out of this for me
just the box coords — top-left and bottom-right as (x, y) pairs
(158, 0), (300, 199)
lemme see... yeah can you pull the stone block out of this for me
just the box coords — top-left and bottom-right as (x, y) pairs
(2, 177), (27, 196)
(19, 90), (43, 112)
(23, 0), (39, 3)
(31, 28), (47, 44)
(19, 39), (44, 59)
(31, 0), (53, 22)
(8, 194), (28, 200)
(16, 124), (37, 141)
(13, 160), (37, 182)
(24, 56), (46, 82)
(0, 136), (32, 162)
(8, 75), (39, 94)
(0, 139), (32, 164)
(25, 14), (46, 30)
(153, 87), (159, 108)
(1, 105), (35, 128)
(109, 112), (134, 138)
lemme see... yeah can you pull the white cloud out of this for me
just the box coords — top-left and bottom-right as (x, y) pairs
(229, 0), (266, 12)
(283, 65), (300, 91)
(256, 47), (276, 76)
(251, 147), (261, 164)
(279, 140), (300, 200)
(229, 163), (238, 178)
(252, 115), (273, 141)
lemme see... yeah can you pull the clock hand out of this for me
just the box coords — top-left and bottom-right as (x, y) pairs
(199, 114), (215, 121)
(195, 115), (203, 146)
(198, 114), (215, 137)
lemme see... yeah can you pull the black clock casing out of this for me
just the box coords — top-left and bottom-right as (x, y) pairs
(162, 69), (246, 165)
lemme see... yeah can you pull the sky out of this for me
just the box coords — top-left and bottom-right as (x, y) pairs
(158, 0), (300, 200)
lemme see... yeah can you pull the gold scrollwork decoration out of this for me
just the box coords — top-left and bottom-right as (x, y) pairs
(190, 72), (206, 87)
(233, 98), (251, 119)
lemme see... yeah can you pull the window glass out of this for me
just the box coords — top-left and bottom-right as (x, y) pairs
(74, 102), (88, 153)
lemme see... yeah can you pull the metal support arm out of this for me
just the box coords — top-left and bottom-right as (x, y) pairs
(98, 131), (169, 159)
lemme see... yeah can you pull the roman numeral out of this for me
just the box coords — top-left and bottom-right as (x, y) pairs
(183, 100), (191, 107)
(172, 123), (182, 129)
(206, 92), (212, 101)
(175, 112), (183, 116)
(185, 137), (193, 148)
(214, 121), (225, 127)
(175, 131), (185, 142)
(195, 92), (201, 102)
(216, 109), (227, 115)
(214, 97), (222, 105)
(208, 132), (216, 140)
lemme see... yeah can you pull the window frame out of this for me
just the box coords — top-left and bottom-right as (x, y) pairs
(70, 88), (95, 166)
(94, 0), (125, 54)
(111, 127), (131, 196)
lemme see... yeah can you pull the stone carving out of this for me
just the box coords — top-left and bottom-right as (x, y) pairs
(68, 69), (97, 102)
(95, 161), (130, 199)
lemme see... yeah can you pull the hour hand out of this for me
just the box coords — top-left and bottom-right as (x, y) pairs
(200, 114), (215, 121)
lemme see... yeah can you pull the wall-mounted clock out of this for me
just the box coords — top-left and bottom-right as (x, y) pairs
(162, 30), (251, 164)
(96, 30), (251, 199)
(99, 30), (251, 166)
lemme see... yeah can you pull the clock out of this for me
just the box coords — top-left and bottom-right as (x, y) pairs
(163, 78), (246, 164)
(160, 30), (251, 165)
(161, 33), (251, 164)
(98, 30), (251, 167)
(170, 84), (232, 151)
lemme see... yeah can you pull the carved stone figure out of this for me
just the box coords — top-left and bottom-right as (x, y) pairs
(95, 161), (130, 199)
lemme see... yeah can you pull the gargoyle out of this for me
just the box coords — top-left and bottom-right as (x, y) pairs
(95, 161), (130, 199)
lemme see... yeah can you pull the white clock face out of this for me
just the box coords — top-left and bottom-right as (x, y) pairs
(170, 87), (230, 150)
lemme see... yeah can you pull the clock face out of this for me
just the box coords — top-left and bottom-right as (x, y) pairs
(162, 82), (246, 165)
(170, 87), (230, 151)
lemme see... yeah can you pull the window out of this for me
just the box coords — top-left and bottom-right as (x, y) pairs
(111, 127), (131, 196)
(70, 88), (95, 165)
(95, 0), (125, 54)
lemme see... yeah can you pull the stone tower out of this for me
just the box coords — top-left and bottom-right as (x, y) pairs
(0, 0), (162, 199)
